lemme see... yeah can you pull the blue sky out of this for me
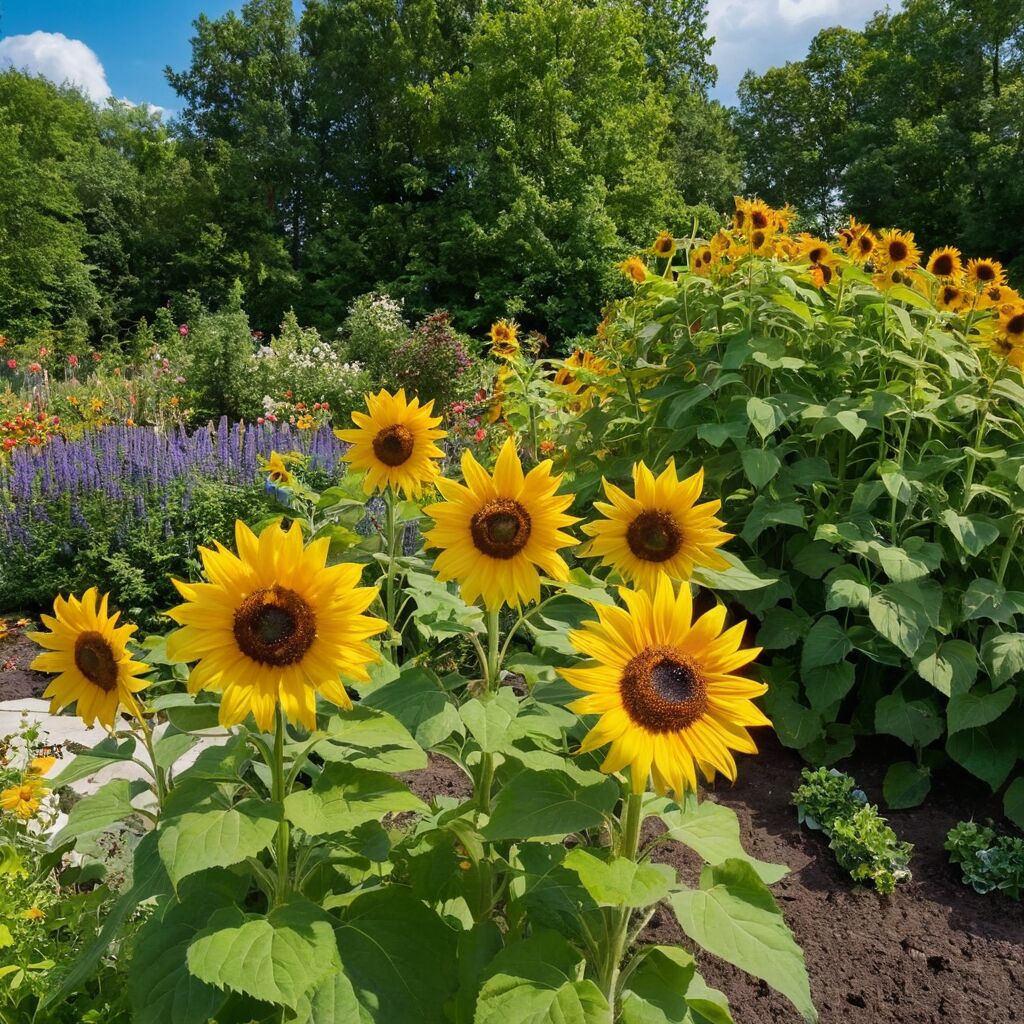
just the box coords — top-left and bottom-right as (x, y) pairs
(0, 0), (884, 113)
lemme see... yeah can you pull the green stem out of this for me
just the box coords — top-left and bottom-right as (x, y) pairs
(996, 519), (1022, 587)
(384, 486), (399, 650)
(598, 791), (645, 1016)
(475, 608), (503, 817)
(271, 706), (291, 903)
(137, 716), (167, 810)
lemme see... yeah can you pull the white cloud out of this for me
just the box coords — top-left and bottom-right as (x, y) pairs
(707, 0), (884, 105)
(0, 31), (111, 103)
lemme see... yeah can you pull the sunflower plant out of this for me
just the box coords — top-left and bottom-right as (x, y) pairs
(539, 200), (1024, 823)
(26, 412), (818, 1022)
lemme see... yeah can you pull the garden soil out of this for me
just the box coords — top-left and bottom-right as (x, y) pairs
(5, 627), (1021, 1024)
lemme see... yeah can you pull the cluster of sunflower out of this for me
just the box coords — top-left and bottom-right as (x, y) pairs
(620, 200), (1024, 365)
(28, 385), (769, 802)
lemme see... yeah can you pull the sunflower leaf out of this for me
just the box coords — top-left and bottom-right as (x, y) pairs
(563, 847), (675, 907)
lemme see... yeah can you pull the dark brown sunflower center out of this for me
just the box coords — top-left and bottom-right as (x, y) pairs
(941, 286), (959, 304)
(751, 210), (769, 230)
(751, 230), (766, 249)
(976, 263), (996, 282)
(74, 631), (119, 692)
(857, 234), (874, 254)
(932, 254), (954, 276)
(888, 240), (908, 262)
(233, 586), (316, 666)
(470, 498), (532, 558)
(655, 238), (672, 254)
(372, 424), (415, 467)
(1007, 313), (1024, 337)
(818, 264), (835, 285)
(620, 646), (708, 733)
(626, 510), (681, 563)
(809, 247), (827, 264)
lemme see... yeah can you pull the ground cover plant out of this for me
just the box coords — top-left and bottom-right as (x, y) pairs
(946, 820), (1024, 900)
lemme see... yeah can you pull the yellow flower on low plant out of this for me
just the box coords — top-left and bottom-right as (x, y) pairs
(423, 437), (578, 609)
(877, 228), (920, 271)
(335, 388), (446, 498)
(167, 520), (386, 731)
(29, 589), (149, 729)
(489, 320), (520, 359)
(296, 414), (316, 430)
(618, 257), (647, 284)
(966, 258), (1005, 290)
(28, 755), (56, 777)
(561, 575), (769, 796)
(926, 246), (962, 281)
(264, 451), (296, 488)
(651, 231), (677, 258)
(937, 283), (970, 313)
(22, 907), (45, 921)
(582, 460), (731, 593)
(90, 398), (104, 413)
(1, 781), (43, 820)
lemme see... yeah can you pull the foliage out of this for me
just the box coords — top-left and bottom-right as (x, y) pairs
(793, 767), (913, 894)
(945, 820), (1024, 899)
(544, 204), (1024, 809)
(737, 0), (1024, 280)
(385, 311), (477, 411)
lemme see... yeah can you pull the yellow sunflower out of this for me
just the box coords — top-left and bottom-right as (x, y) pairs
(937, 283), (970, 313)
(618, 257), (647, 284)
(335, 388), (446, 498)
(796, 235), (833, 266)
(1, 780), (43, 820)
(872, 267), (908, 292)
(691, 245), (714, 277)
(997, 304), (1024, 347)
(926, 246), (962, 281)
(553, 349), (612, 408)
(166, 520), (386, 731)
(423, 437), (579, 609)
(582, 460), (731, 593)
(977, 284), (1021, 311)
(966, 258), (1006, 290)
(651, 231), (677, 258)
(709, 229), (732, 257)
(264, 451), (295, 488)
(745, 199), (775, 233)
(561, 576), (768, 796)
(850, 226), (877, 265)
(809, 261), (838, 289)
(989, 335), (1024, 368)
(877, 228), (920, 271)
(489, 320), (520, 359)
(29, 589), (148, 729)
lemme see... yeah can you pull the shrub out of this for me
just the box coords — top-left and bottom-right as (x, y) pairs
(793, 767), (913, 894)
(339, 291), (409, 381)
(387, 310), (476, 410)
(946, 820), (1024, 899)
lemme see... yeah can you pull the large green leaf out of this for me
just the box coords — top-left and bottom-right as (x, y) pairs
(799, 616), (851, 673)
(187, 896), (339, 1010)
(563, 848), (674, 908)
(947, 688), (1016, 736)
(284, 763), (426, 837)
(53, 778), (149, 845)
(1004, 777), (1024, 830)
(653, 797), (788, 884)
(868, 579), (941, 657)
(802, 663), (855, 711)
(316, 706), (427, 772)
(912, 638), (977, 697)
(621, 947), (734, 1024)
(981, 632), (1024, 687)
(511, 844), (596, 936)
(482, 767), (618, 841)
(460, 689), (524, 754)
(741, 449), (781, 490)
(941, 511), (1000, 555)
(48, 736), (137, 789)
(474, 930), (607, 1024)
(874, 693), (943, 748)
(362, 664), (463, 748)
(946, 721), (1019, 790)
(158, 794), (280, 886)
(336, 887), (458, 1023)
(670, 860), (817, 1023)
(882, 762), (931, 809)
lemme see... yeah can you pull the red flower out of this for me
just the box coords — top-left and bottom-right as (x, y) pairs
(38, 346), (49, 358)
(179, 324), (189, 336)
(473, 428), (486, 442)
(68, 354), (79, 367)
(28, 362), (42, 373)
(6, 359), (16, 369)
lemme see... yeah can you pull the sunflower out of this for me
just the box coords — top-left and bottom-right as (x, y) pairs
(977, 284), (1021, 310)
(423, 437), (579, 609)
(489, 320), (520, 359)
(264, 451), (295, 488)
(748, 228), (775, 256)
(1, 781), (43, 820)
(486, 365), (508, 425)
(166, 520), (386, 731)
(937, 283), (970, 313)
(997, 304), (1024, 347)
(850, 227), (877, 265)
(967, 257), (1006, 290)
(989, 335), (1024, 368)
(731, 197), (748, 233)
(809, 261), (838, 289)
(335, 388), (446, 498)
(29, 589), (149, 729)
(745, 199), (775, 233)
(561, 576), (768, 796)
(618, 257), (647, 284)
(872, 267), (908, 292)
(877, 228), (920, 271)
(796, 235), (833, 266)
(651, 231), (677, 258)
(553, 349), (612, 408)
(691, 245), (714, 277)
(926, 246), (962, 281)
(709, 229), (732, 257)
(582, 460), (731, 593)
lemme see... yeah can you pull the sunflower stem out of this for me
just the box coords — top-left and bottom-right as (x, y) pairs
(384, 486), (400, 651)
(597, 789), (645, 1017)
(271, 706), (291, 903)
(475, 608), (503, 816)
(136, 715), (167, 810)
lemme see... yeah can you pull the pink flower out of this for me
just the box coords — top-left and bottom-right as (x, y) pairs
(38, 346), (49, 358)
(6, 359), (16, 370)
(473, 428), (486, 442)
(267, 414), (278, 423)
(257, 417), (265, 425)
(68, 354), (79, 367)
(179, 324), (189, 336)
(28, 362), (42, 373)
(50, 416), (60, 426)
